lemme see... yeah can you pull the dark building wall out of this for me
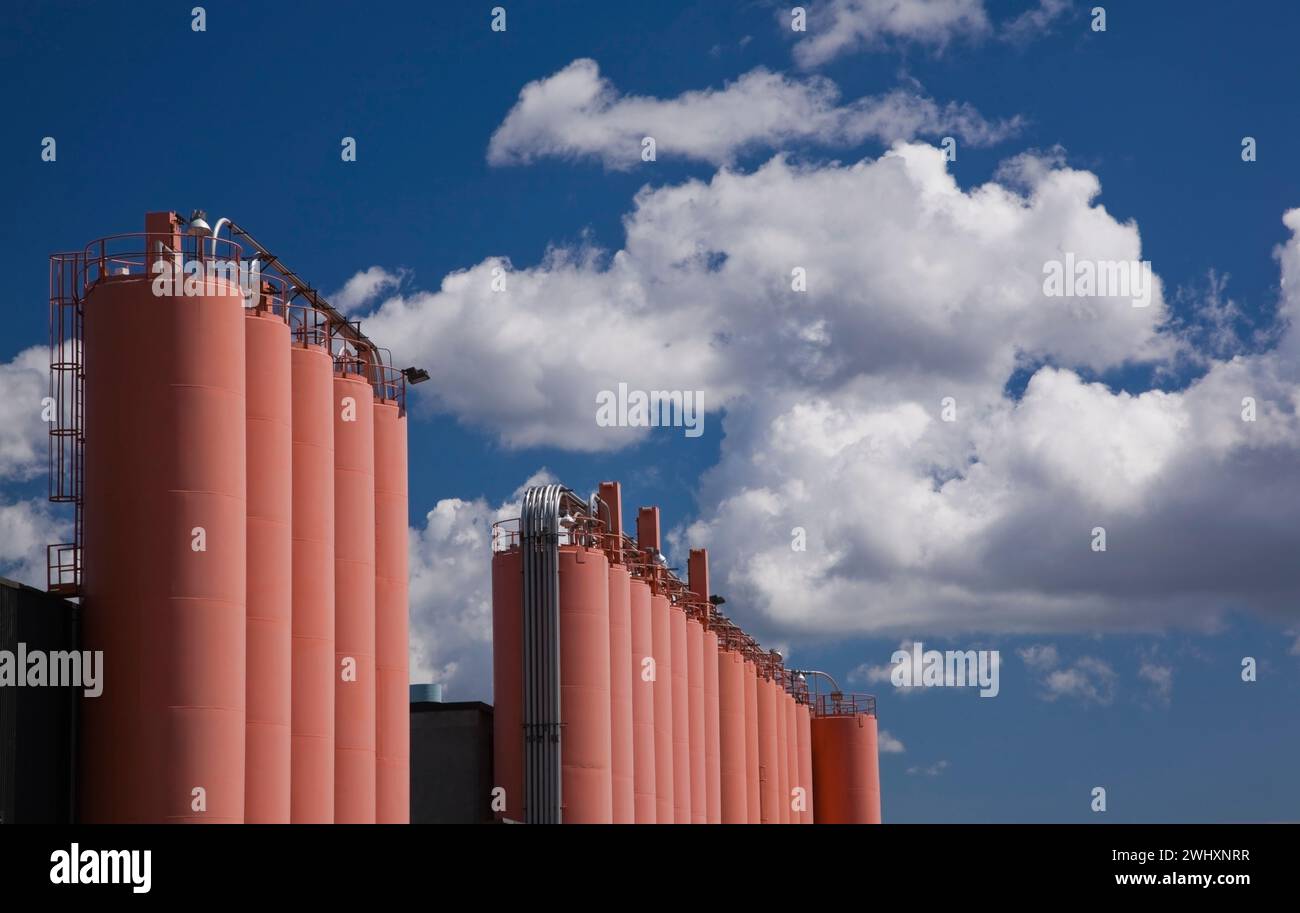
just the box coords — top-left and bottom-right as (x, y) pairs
(0, 577), (79, 824)
(410, 701), (494, 824)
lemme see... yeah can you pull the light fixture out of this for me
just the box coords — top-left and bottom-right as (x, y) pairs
(402, 367), (430, 384)
(187, 209), (211, 237)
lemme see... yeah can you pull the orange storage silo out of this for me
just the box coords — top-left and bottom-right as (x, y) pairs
(600, 482), (635, 824)
(795, 700), (813, 824)
(686, 615), (706, 824)
(245, 308), (292, 823)
(717, 647), (747, 823)
(607, 561), (635, 823)
(333, 370), (376, 823)
(757, 673), (779, 824)
(783, 691), (798, 825)
(557, 544), (613, 823)
(702, 628), (721, 824)
(743, 658), (761, 823)
(290, 337), (336, 823)
(688, 548), (721, 824)
(628, 574), (656, 822)
(649, 589), (674, 823)
(373, 395), (410, 823)
(490, 545), (524, 822)
(670, 602), (691, 823)
(81, 217), (247, 822)
(811, 698), (882, 824)
(775, 678), (790, 824)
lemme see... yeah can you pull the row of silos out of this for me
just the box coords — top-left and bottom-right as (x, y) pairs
(75, 213), (409, 822)
(490, 481), (882, 824)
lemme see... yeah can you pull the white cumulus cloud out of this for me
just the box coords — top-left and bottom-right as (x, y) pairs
(487, 59), (1019, 169)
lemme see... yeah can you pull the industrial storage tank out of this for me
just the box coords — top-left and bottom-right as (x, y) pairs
(290, 327), (336, 823)
(783, 690), (798, 825)
(600, 482), (635, 824)
(811, 694), (882, 824)
(686, 613), (706, 824)
(80, 215), (248, 822)
(244, 303), (293, 823)
(557, 543), (614, 823)
(490, 542), (524, 822)
(795, 699), (813, 825)
(490, 488), (614, 823)
(638, 507), (674, 823)
(702, 627), (721, 824)
(776, 674), (790, 824)
(373, 387), (410, 823)
(332, 367), (377, 823)
(743, 658), (761, 823)
(628, 571), (657, 822)
(757, 671), (779, 824)
(717, 644), (748, 822)
(649, 586), (674, 822)
(669, 599), (691, 823)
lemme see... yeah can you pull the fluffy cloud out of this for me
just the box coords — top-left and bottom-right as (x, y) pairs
(407, 471), (552, 698)
(356, 135), (1300, 647)
(1018, 645), (1117, 704)
(907, 759), (950, 776)
(331, 266), (406, 314)
(878, 730), (906, 753)
(487, 59), (1019, 170)
(1137, 656), (1174, 705)
(791, 0), (1071, 67)
(0, 498), (68, 587)
(793, 0), (991, 67)
(0, 346), (51, 482)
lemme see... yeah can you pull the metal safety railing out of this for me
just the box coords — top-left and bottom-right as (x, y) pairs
(45, 223), (411, 594)
(810, 692), (877, 719)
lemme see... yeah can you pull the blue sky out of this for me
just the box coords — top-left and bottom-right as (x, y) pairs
(2, 1), (1298, 822)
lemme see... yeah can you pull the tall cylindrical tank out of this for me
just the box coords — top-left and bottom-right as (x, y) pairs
(333, 371), (376, 823)
(686, 617), (706, 824)
(811, 709), (882, 824)
(650, 592), (674, 823)
(703, 629), (721, 824)
(795, 701), (813, 824)
(491, 547), (524, 822)
(757, 674), (779, 824)
(783, 692), (798, 825)
(81, 271), (247, 822)
(607, 563), (635, 823)
(717, 648), (747, 823)
(775, 682), (790, 824)
(670, 603), (691, 823)
(558, 546), (613, 823)
(244, 311), (292, 823)
(373, 397), (410, 823)
(629, 577), (656, 822)
(743, 659), (761, 824)
(290, 341), (336, 823)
